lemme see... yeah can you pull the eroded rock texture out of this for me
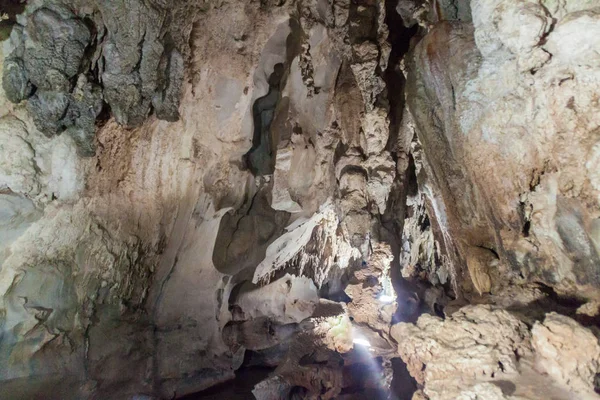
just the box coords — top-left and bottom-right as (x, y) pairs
(1, 0), (600, 399)
(405, 0), (600, 302)
(2, 0), (185, 156)
(393, 305), (600, 400)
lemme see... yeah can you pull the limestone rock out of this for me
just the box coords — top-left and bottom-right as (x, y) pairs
(1, 0), (600, 398)
(392, 305), (532, 399)
(0, 202), (153, 397)
(456, 383), (513, 400)
(393, 305), (600, 400)
(465, 246), (495, 295)
(21, 6), (91, 92)
(222, 318), (301, 351)
(252, 375), (292, 400)
(0, 116), (39, 195)
(232, 274), (319, 324)
(532, 313), (600, 395)
(253, 202), (359, 288)
(2, 56), (32, 103)
(405, 0), (600, 301)
(0, 193), (41, 269)
(2, 0), (185, 156)
(346, 243), (397, 334)
(0, 111), (85, 203)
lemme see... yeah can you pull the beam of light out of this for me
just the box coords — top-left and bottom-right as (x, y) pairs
(351, 328), (390, 395)
(378, 294), (395, 303)
(352, 337), (371, 347)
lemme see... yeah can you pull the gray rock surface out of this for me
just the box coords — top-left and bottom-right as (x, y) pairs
(2, 0), (185, 156)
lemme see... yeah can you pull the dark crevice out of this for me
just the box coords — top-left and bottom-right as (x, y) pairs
(380, 0), (423, 333)
(243, 63), (284, 176)
(0, 0), (25, 40)
(522, 220), (531, 237)
(519, 200), (532, 237)
(506, 282), (598, 327)
(384, 11), (418, 152)
(534, 282), (586, 309)
(212, 185), (290, 276)
(339, 164), (369, 180)
(348, 2), (378, 45)
(405, 153), (419, 197)
(80, 17), (100, 75)
(476, 245), (499, 259)
(390, 357), (418, 400)
(433, 302), (445, 318)
(228, 281), (249, 306)
(178, 367), (274, 399)
(244, 17), (304, 176)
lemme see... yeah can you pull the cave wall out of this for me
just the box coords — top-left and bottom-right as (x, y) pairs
(0, 0), (402, 397)
(405, 0), (600, 301)
(0, 0), (599, 399)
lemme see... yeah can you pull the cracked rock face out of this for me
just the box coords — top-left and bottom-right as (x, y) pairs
(392, 305), (532, 399)
(1, 0), (600, 399)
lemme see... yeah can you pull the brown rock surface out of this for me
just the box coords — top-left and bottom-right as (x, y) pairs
(1, 0), (600, 399)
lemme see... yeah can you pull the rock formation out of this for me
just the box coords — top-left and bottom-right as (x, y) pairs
(2, 0), (185, 155)
(0, 0), (599, 399)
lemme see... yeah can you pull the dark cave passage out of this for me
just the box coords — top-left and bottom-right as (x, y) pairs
(178, 367), (273, 400)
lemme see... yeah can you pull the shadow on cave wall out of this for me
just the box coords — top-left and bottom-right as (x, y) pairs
(244, 63), (285, 176)
(212, 17), (305, 276)
(243, 17), (303, 177)
(212, 184), (290, 276)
